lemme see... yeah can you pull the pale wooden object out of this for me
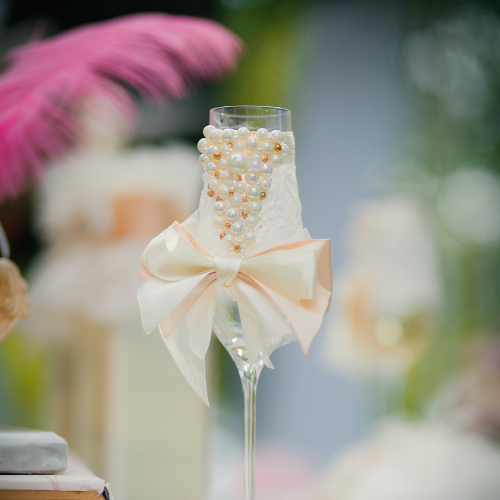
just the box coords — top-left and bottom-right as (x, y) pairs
(0, 491), (104, 499)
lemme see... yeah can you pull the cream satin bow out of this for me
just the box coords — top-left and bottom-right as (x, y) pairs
(137, 221), (332, 405)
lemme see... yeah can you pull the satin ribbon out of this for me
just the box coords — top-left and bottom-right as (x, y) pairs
(137, 221), (332, 405)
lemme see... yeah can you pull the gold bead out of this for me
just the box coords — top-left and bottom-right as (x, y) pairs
(214, 152), (222, 160)
(242, 196), (248, 203)
(216, 196), (222, 202)
(225, 222), (231, 229)
(207, 190), (215, 197)
(229, 188), (235, 195)
(274, 143), (282, 152)
(237, 175), (242, 181)
(228, 142), (233, 147)
(215, 171), (220, 179)
(220, 232), (226, 240)
(233, 244), (241, 253)
(241, 210), (248, 218)
(249, 131), (256, 136)
(262, 156), (269, 163)
(260, 192), (266, 200)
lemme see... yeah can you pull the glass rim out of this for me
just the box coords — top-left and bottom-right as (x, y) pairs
(210, 105), (291, 119)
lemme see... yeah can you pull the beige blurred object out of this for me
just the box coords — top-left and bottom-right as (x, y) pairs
(324, 198), (441, 375)
(23, 145), (206, 500)
(314, 420), (500, 500)
(0, 258), (29, 343)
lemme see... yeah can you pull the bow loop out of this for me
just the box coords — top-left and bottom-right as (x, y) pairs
(143, 224), (214, 282)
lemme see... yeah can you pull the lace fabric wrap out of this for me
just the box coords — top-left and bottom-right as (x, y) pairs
(183, 132), (310, 256)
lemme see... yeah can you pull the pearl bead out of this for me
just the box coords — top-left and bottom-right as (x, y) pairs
(206, 161), (217, 175)
(218, 158), (228, 170)
(230, 222), (244, 235)
(246, 172), (259, 185)
(213, 216), (225, 229)
(245, 216), (259, 229)
(260, 163), (272, 177)
(234, 181), (246, 194)
(229, 153), (249, 175)
(220, 145), (232, 158)
(199, 154), (209, 167)
(203, 125), (215, 138)
(249, 161), (261, 174)
(214, 201), (227, 215)
(217, 185), (230, 200)
(248, 152), (261, 163)
(229, 195), (242, 208)
(207, 145), (219, 158)
(281, 143), (289, 157)
(208, 179), (219, 191)
(259, 178), (272, 191)
(209, 129), (223, 143)
(260, 141), (274, 155)
(245, 137), (259, 151)
(219, 171), (232, 184)
(247, 186), (261, 200)
(270, 130), (284, 142)
(238, 127), (250, 140)
(222, 128), (234, 142)
(223, 234), (234, 246)
(244, 231), (256, 246)
(226, 209), (239, 222)
(269, 154), (282, 167)
(197, 138), (209, 153)
(256, 128), (269, 140)
(248, 201), (262, 216)
(202, 173), (210, 182)
(233, 140), (245, 152)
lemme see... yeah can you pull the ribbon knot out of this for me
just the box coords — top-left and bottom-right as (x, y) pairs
(137, 221), (332, 405)
(215, 257), (241, 287)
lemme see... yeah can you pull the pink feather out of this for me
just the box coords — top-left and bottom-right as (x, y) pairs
(0, 13), (243, 200)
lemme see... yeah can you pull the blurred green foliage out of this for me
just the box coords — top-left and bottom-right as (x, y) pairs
(0, 331), (47, 429)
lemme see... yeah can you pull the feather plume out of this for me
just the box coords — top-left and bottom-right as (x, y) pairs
(0, 14), (242, 200)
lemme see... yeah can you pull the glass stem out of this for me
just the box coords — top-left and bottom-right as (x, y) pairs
(240, 361), (261, 500)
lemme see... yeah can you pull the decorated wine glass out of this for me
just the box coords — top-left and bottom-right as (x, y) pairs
(137, 105), (332, 500)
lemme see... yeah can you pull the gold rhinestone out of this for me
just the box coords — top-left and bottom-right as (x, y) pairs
(215, 171), (220, 179)
(233, 244), (241, 253)
(260, 192), (266, 200)
(220, 232), (226, 240)
(207, 190), (215, 197)
(262, 156), (269, 163)
(225, 222), (231, 229)
(214, 152), (222, 160)
(216, 196), (222, 201)
(228, 142), (233, 147)
(229, 188), (235, 195)
(242, 210), (248, 218)
(242, 196), (248, 203)
(274, 143), (282, 152)
(237, 175), (242, 181)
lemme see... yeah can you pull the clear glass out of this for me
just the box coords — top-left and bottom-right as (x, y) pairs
(210, 106), (292, 500)
(210, 105), (292, 132)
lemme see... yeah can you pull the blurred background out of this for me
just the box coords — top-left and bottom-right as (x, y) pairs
(2, 0), (500, 499)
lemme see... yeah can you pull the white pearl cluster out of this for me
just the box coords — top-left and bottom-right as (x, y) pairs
(198, 125), (288, 255)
